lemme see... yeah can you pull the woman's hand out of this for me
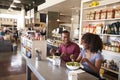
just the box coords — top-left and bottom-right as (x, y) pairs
(81, 58), (89, 64)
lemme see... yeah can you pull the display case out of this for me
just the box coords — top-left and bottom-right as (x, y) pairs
(79, 0), (120, 79)
(21, 36), (47, 59)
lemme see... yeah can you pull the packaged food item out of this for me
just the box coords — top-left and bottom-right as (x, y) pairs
(107, 9), (115, 19)
(86, 26), (90, 33)
(89, 26), (96, 33)
(115, 7), (120, 18)
(82, 26), (87, 33)
(95, 10), (101, 20)
(96, 23), (103, 34)
(86, 12), (90, 20)
(89, 11), (95, 20)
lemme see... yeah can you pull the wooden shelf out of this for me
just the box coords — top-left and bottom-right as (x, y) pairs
(101, 66), (119, 74)
(83, 18), (120, 22)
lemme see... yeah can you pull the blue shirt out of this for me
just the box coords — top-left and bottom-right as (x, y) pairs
(80, 49), (103, 74)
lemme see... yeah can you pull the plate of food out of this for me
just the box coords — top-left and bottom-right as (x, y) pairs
(66, 62), (80, 70)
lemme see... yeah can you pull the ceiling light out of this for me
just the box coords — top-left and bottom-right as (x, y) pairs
(13, 0), (21, 3)
(57, 19), (60, 22)
(71, 17), (74, 21)
(113, 6), (117, 9)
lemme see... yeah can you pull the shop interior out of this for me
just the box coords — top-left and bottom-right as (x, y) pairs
(0, 0), (120, 80)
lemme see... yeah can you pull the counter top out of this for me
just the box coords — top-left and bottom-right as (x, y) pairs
(26, 58), (98, 80)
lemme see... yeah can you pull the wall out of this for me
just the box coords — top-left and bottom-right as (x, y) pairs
(47, 11), (59, 38)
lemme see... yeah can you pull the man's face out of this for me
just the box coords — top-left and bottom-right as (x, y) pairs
(61, 33), (70, 44)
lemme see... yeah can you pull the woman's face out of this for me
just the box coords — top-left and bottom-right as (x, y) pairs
(81, 39), (89, 50)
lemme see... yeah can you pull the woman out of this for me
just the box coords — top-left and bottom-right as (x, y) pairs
(71, 33), (103, 78)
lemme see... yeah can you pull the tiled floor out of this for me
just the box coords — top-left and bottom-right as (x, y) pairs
(0, 45), (37, 80)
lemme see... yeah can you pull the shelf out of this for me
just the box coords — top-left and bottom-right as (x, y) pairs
(98, 34), (120, 37)
(83, 0), (120, 10)
(101, 66), (119, 74)
(82, 32), (120, 37)
(83, 18), (120, 22)
(103, 73), (118, 80)
(102, 50), (120, 57)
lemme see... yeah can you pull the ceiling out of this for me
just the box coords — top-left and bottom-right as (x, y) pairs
(39, 0), (81, 16)
(0, 0), (45, 11)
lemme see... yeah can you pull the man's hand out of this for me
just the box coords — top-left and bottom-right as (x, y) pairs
(49, 48), (55, 55)
(70, 54), (75, 62)
(61, 52), (67, 57)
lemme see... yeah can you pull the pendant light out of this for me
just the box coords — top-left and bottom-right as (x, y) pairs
(13, 0), (21, 3)
(71, 9), (74, 21)
(57, 12), (60, 22)
(57, 18), (60, 22)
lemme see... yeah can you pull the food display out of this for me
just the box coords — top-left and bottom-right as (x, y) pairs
(66, 62), (80, 70)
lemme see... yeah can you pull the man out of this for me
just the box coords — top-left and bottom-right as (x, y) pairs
(50, 30), (80, 62)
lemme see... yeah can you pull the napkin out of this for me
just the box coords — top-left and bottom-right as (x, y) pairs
(68, 69), (85, 80)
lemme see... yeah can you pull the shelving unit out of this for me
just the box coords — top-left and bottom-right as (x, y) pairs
(79, 0), (120, 79)
(0, 18), (17, 26)
(101, 66), (119, 75)
(21, 36), (47, 59)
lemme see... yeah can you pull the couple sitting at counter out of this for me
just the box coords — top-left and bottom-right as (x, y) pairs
(50, 30), (103, 79)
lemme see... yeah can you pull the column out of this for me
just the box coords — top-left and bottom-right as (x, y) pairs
(17, 7), (25, 30)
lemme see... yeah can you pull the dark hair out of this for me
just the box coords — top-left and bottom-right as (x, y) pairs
(81, 33), (103, 53)
(62, 30), (70, 34)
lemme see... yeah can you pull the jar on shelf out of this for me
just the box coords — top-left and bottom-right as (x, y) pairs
(107, 9), (115, 19)
(105, 45), (110, 50)
(111, 41), (115, 46)
(89, 11), (95, 20)
(115, 7), (120, 18)
(101, 10), (107, 19)
(109, 45), (113, 51)
(95, 10), (101, 20)
(86, 12), (90, 20)
(82, 26), (87, 33)
(89, 26), (96, 33)
(86, 25), (90, 33)
(115, 46), (119, 52)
